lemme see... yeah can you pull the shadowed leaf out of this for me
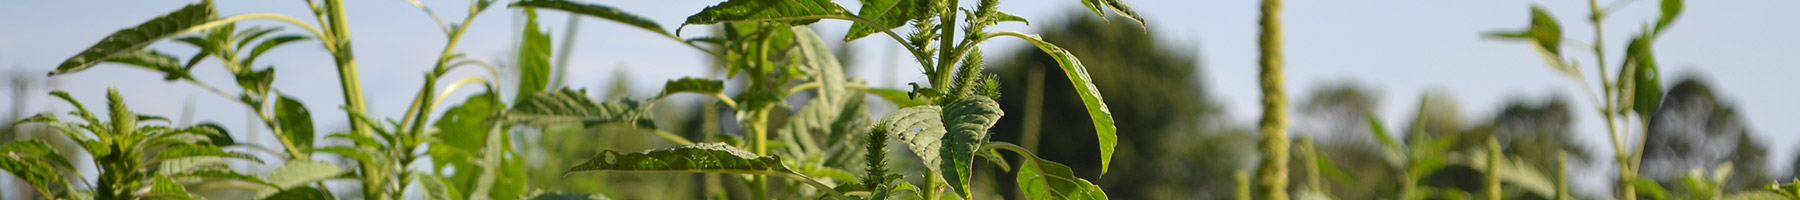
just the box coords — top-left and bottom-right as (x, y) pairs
(54, 2), (216, 75)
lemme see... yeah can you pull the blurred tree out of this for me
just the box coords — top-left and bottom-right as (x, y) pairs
(1641, 76), (1770, 192)
(1486, 95), (1591, 173)
(1291, 80), (1397, 199)
(986, 12), (1225, 199)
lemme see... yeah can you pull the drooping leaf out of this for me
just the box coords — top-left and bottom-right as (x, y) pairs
(53, 2), (217, 75)
(103, 50), (191, 81)
(844, 0), (917, 42)
(882, 105), (946, 175)
(938, 97), (1003, 197)
(568, 142), (796, 175)
(261, 187), (329, 200)
(987, 142), (1108, 200)
(154, 144), (262, 164)
(273, 95), (315, 152)
(506, 88), (656, 128)
(654, 77), (726, 100)
(516, 7), (554, 103)
(512, 0), (674, 38)
(258, 160), (347, 197)
(1488, 6), (1562, 56)
(993, 32), (1118, 174)
(679, 0), (855, 33)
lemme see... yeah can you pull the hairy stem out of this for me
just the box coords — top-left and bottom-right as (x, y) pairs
(1254, 0), (1290, 199)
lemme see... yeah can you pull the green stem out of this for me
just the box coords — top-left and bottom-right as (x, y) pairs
(750, 107), (772, 200)
(1254, 0), (1290, 199)
(933, 0), (960, 89)
(1486, 138), (1501, 200)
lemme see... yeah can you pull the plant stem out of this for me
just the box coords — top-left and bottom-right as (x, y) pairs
(313, 0), (379, 199)
(1254, 0), (1290, 199)
(750, 107), (772, 200)
(933, 0), (960, 89)
(1486, 138), (1501, 200)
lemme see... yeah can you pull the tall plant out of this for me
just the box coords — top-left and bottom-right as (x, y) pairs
(1485, 0), (1683, 199)
(1253, 0), (1290, 199)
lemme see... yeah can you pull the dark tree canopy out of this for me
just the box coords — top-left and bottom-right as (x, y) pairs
(1641, 76), (1770, 191)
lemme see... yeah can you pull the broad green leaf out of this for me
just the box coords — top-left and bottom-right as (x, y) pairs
(987, 142), (1108, 200)
(679, 0), (855, 33)
(235, 68), (275, 95)
(53, 2), (217, 75)
(939, 97), (1003, 197)
(512, 0), (675, 38)
(0, 140), (76, 170)
(1656, 0), (1683, 34)
(1492, 6), (1561, 56)
(0, 142), (69, 193)
(432, 93), (495, 160)
(882, 106), (946, 176)
(655, 77), (726, 100)
(193, 123), (235, 146)
(844, 0), (917, 42)
(258, 160), (347, 197)
(992, 32), (1118, 174)
(261, 187), (329, 200)
(865, 88), (930, 108)
(516, 7), (554, 103)
(1632, 177), (1671, 199)
(1623, 35), (1663, 115)
(507, 89), (656, 128)
(525, 191), (613, 200)
(103, 50), (191, 81)
(149, 176), (194, 200)
(273, 95), (314, 152)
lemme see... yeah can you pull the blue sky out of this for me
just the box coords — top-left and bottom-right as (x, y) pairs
(4, 0), (1797, 196)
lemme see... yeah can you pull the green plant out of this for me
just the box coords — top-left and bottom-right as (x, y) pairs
(9, 0), (1141, 199)
(1252, 0), (1290, 198)
(5, 88), (266, 199)
(503, 0), (1143, 199)
(1485, 0), (1686, 199)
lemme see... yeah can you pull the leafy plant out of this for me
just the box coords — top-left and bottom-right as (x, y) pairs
(11, 0), (1142, 199)
(1485, 0), (1685, 199)
(6, 88), (267, 199)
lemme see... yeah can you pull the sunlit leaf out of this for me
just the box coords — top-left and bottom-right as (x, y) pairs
(845, 0), (917, 42)
(507, 88), (656, 128)
(53, 2), (216, 75)
(679, 0), (855, 33)
(991, 32), (1118, 174)
(258, 160), (347, 197)
(418, 174), (464, 200)
(0, 140), (69, 193)
(0, 140), (75, 170)
(568, 142), (796, 176)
